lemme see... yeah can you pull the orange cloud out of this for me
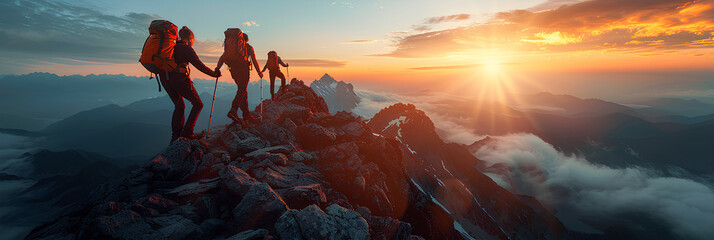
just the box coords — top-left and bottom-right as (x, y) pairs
(380, 0), (714, 58)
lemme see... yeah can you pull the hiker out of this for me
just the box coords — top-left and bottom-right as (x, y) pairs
(161, 26), (221, 141)
(261, 51), (289, 100)
(216, 30), (262, 121)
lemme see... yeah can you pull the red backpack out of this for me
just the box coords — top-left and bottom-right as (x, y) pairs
(267, 51), (278, 70)
(139, 20), (178, 91)
(222, 28), (249, 65)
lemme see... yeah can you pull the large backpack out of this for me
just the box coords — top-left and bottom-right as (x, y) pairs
(139, 20), (178, 91)
(267, 51), (278, 70)
(223, 28), (249, 65)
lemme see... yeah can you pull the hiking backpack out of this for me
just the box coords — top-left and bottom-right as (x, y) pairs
(139, 20), (178, 91)
(223, 28), (249, 66)
(267, 51), (278, 70)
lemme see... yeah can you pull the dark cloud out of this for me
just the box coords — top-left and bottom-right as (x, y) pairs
(0, 0), (157, 64)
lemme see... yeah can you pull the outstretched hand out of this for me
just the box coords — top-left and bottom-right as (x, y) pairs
(258, 72), (264, 78)
(214, 69), (221, 78)
(286, 63), (289, 67)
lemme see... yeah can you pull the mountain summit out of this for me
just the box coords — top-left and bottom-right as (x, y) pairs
(27, 79), (585, 240)
(310, 74), (360, 113)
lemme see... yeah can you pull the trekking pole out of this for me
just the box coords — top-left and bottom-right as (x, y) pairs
(287, 66), (290, 81)
(260, 77), (263, 121)
(207, 76), (219, 140)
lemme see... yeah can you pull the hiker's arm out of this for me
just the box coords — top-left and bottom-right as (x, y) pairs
(250, 48), (262, 76)
(279, 57), (288, 67)
(187, 48), (219, 77)
(216, 54), (225, 70)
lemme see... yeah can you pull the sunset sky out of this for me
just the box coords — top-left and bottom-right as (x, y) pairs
(1, 0), (713, 100)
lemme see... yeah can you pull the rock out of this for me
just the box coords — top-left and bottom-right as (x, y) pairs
(193, 195), (221, 219)
(94, 210), (155, 240)
(230, 137), (270, 157)
(194, 152), (229, 179)
(199, 218), (227, 238)
(283, 118), (298, 132)
(247, 159), (323, 189)
(248, 153), (289, 167)
(245, 145), (294, 158)
(133, 194), (178, 214)
(146, 215), (202, 239)
(232, 182), (288, 230)
(219, 166), (258, 197)
(166, 177), (219, 198)
(162, 138), (192, 161)
(366, 216), (412, 240)
(250, 120), (296, 146)
(275, 204), (369, 240)
(278, 184), (327, 209)
(147, 155), (172, 174)
(227, 229), (270, 240)
(296, 123), (336, 150)
(354, 176), (366, 191)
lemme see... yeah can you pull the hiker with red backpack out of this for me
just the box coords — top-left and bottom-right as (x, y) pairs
(261, 51), (289, 100)
(216, 30), (263, 122)
(140, 22), (221, 142)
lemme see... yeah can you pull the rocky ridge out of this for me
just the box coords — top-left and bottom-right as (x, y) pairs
(26, 79), (582, 240)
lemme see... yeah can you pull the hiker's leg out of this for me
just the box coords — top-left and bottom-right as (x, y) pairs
(277, 71), (286, 93)
(269, 72), (277, 99)
(229, 69), (242, 114)
(160, 73), (184, 141)
(237, 69), (251, 118)
(175, 76), (203, 135)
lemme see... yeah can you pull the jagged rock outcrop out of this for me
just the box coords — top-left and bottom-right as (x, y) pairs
(310, 74), (361, 113)
(26, 79), (580, 240)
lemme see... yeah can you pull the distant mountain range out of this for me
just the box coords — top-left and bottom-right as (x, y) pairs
(431, 92), (714, 174)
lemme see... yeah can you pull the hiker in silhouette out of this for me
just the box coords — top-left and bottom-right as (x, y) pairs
(161, 26), (221, 141)
(216, 31), (262, 121)
(261, 51), (289, 100)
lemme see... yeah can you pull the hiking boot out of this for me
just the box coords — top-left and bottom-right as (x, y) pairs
(227, 112), (240, 122)
(182, 132), (205, 140)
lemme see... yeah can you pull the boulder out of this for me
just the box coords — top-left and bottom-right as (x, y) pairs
(275, 204), (369, 240)
(146, 215), (202, 239)
(227, 229), (271, 240)
(296, 123), (336, 150)
(166, 177), (219, 198)
(219, 166), (258, 197)
(245, 145), (294, 158)
(133, 194), (178, 214)
(232, 182), (288, 230)
(278, 184), (327, 209)
(94, 210), (155, 240)
(230, 136), (270, 157)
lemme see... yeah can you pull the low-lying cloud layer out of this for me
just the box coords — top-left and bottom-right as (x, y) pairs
(472, 133), (714, 240)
